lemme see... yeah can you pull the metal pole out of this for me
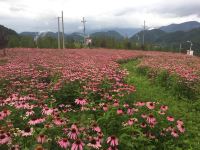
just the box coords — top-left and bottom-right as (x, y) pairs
(142, 20), (145, 46)
(58, 17), (61, 49)
(83, 17), (86, 36)
(81, 17), (87, 45)
(61, 11), (65, 49)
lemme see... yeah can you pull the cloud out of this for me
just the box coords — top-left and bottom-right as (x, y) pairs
(0, 0), (200, 33)
(151, 1), (200, 17)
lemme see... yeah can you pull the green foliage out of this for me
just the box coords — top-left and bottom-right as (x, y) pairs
(122, 59), (200, 149)
(20, 36), (35, 48)
(135, 63), (200, 100)
(0, 79), (10, 98)
(7, 35), (20, 47)
(53, 80), (83, 107)
(37, 36), (57, 48)
(136, 66), (150, 76)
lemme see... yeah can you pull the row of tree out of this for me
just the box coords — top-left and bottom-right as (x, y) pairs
(5, 35), (198, 54)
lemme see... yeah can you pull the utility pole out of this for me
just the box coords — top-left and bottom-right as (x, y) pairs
(179, 43), (182, 53)
(61, 11), (65, 49)
(142, 20), (146, 46)
(81, 17), (87, 44)
(81, 17), (86, 36)
(57, 17), (61, 49)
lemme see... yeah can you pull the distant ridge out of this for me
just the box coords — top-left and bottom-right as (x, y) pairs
(159, 21), (200, 32)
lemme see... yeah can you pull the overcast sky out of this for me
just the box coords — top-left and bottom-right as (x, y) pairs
(0, 0), (200, 33)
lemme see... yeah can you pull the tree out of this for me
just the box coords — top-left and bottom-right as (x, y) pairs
(0, 30), (8, 56)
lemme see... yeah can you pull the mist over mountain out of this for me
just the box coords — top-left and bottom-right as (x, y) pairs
(90, 31), (124, 40)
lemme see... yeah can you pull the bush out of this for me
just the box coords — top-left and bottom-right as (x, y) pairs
(136, 66), (150, 76)
(53, 80), (83, 107)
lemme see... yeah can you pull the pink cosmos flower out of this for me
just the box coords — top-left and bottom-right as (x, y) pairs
(103, 104), (108, 111)
(75, 98), (88, 106)
(160, 105), (168, 111)
(128, 118), (138, 126)
(11, 144), (20, 150)
(28, 117), (45, 125)
(117, 109), (123, 115)
(134, 101), (145, 107)
(127, 107), (134, 115)
(107, 136), (119, 147)
(146, 102), (155, 109)
(21, 127), (34, 137)
(140, 122), (147, 128)
(158, 111), (166, 115)
(167, 116), (174, 122)
(25, 109), (35, 116)
(53, 117), (66, 126)
(37, 134), (47, 143)
(58, 138), (70, 149)
(123, 103), (129, 108)
(87, 138), (101, 149)
(113, 100), (119, 107)
(177, 120), (184, 125)
(141, 113), (147, 118)
(71, 139), (84, 150)
(1, 109), (11, 117)
(108, 146), (118, 150)
(0, 133), (11, 145)
(171, 130), (179, 138)
(68, 127), (79, 140)
(146, 114), (157, 127)
(177, 124), (185, 133)
(92, 123), (101, 133)
(42, 107), (53, 115)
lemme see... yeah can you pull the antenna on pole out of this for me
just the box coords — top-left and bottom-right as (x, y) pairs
(61, 11), (65, 49)
(57, 17), (61, 49)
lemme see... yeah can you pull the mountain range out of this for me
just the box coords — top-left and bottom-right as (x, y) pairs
(1, 21), (200, 53)
(159, 21), (200, 32)
(18, 21), (200, 40)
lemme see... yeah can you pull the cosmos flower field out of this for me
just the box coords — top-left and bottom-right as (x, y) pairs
(0, 48), (199, 150)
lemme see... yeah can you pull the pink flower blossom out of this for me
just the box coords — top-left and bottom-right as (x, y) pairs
(134, 101), (145, 107)
(177, 124), (185, 133)
(146, 114), (157, 127)
(171, 130), (179, 138)
(127, 118), (138, 126)
(37, 134), (47, 143)
(71, 139), (84, 150)
(21, 127), (34, 136)
(68, 127), (79, 140)
(92, 123), (101, 133)
(167, 116), (174, 122)
(0, 133), (11, 145)
(107, 136), (118, 147)
(58, 138), (70, 149)
(28, 117), (45, 125)
(75, 98), (88, 106)
(117, 108), (123, 115)
(87, 138), (101, 149)
(160, 105), (168, 111)
(146, 102), (155, 109)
